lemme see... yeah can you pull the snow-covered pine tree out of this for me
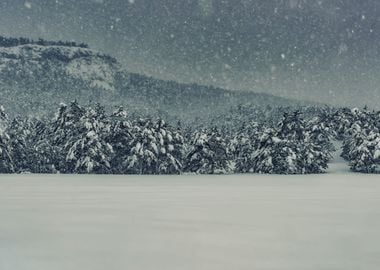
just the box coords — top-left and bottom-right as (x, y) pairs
(349, 131), (380, 173)
(252, 111), (331, 174)
(307, 115), (335, 154)
(155, 119), (184, 174)
(65, 104), (113, 174)
(337, 107), (380, 173)
(50, 101), (86, 171)
(344, 117), (380, 174)
(125, 119), (159, 174)
(232, 122), (260, 173)
(341, 108), (375, 157)
(334, 107), (375, 142)
(185, 128), (230, 174)
(7, 117), (34, 172)
(341, 122), (362, 161)
(108, 106), (133, 173)
(0, 106), (14, 173)
(301, 133), (331, 174)
(29, 118), (60, 173)
(281, 111), (331, 174)
(126, 118), (184, 174)
(301, 115), (334, 173)
(273, 111), (305, 173)
(278, 111), (305, 141)
(53, 101), (85, 138)
(251, 127), (279, 174)
(252, 127), (301, 174)
(32, 141), (60, 173)
(374, 134), (380, 171)
(332, 108), (356, 140)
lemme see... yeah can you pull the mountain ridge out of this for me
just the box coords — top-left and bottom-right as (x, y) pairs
(0, 36), (316, 122)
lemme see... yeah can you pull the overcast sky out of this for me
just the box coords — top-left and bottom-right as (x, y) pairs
(0, 0), (379, 107)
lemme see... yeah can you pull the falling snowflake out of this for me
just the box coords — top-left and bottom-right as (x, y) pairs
(24, 1), (32, 9)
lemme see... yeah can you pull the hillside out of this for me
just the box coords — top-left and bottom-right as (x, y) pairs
(0, 41), (120, 115)
(120, 73), (309, 122)
(0, 37), (311, 122)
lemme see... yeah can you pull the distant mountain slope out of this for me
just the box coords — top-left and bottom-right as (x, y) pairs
(0, 37), (312, 122)
(120, 73), (309, 122)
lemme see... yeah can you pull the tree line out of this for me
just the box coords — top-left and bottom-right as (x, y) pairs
(0, 102), (378, 174)
(0, 36), (89, 48)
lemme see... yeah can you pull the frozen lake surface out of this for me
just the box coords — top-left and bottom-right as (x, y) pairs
(1, 172), (380, 270)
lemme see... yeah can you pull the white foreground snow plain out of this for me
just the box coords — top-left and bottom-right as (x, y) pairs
(1, 163), (380, 270)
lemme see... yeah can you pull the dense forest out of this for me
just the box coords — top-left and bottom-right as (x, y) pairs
(0, 102), (378, 174)
(0, 36), (89, 48)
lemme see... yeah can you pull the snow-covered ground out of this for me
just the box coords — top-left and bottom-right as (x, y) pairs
(1, 157), (380, 270)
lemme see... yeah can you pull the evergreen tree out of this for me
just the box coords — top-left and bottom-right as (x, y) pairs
(108, 106), (133, 173)
(155, 119), (184, 174)
(126, 119), (184, 174)
(278, 111), (305, 141)
(307, 116), (335, 154)
(7, 117), (33, 172)
(252, 126), (306, 174)
(303, 115), (334, 173)
(301, 133), (331, 174)
(338, 107), (380, 173)
(232, 122), (260, 173)
(185, 128), (230, 174)
(30, 119), (60, 173)
(252, 111), (331, 174)
(65, 105), (113, 174)
(341, 122), (362, 161)
(348, 130), (380, 173)
(252, 128), (282, 174)
(125, 119), (159, 174)
(0, 106), (14, 173)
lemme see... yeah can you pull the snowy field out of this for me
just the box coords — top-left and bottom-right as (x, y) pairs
(1, 167), (380, 270)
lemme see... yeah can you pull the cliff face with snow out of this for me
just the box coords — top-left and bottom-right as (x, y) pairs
(0, 43), (126, 116)
(0, 44), (120, 92)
